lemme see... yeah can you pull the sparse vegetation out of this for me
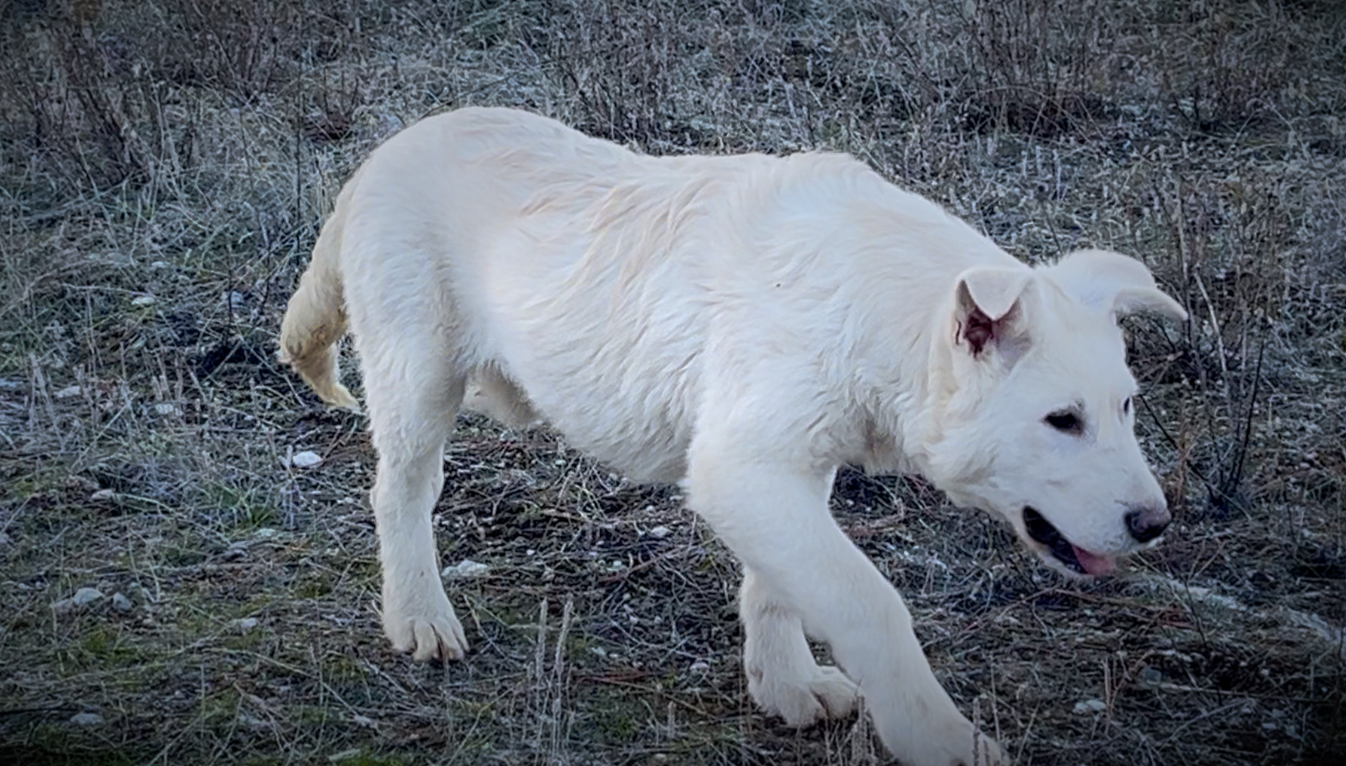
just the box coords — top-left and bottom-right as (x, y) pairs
(1, 1), (1343, 764)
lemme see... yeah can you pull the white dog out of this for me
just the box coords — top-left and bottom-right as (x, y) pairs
(279, 107), (1186, 766)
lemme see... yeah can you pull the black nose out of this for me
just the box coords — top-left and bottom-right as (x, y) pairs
(1125, 507), (1170, 543)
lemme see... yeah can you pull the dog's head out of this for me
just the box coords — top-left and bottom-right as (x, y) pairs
(923, 249), (1187, 578)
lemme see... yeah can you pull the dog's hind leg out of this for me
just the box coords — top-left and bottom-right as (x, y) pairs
(740, 565), (859, 726)
(357, 332), (469, 662)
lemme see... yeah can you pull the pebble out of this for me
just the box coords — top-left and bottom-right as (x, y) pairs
(52, 587), (104, 614)
(647, 525), (671, 539)
(290, 450), (323, 468)
(91, 488), (117, 501)
(74, 587), (105, 605)
(442, 559), (490, 579)
(234, 617), (260, 633)
(111, 592), (133, 613)
(1073, 699), (1107, 714)
(70, 712), (103, 726)
(131, 295), (156, 306)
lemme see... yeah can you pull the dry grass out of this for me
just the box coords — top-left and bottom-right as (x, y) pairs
(1, 0), (1344, 764)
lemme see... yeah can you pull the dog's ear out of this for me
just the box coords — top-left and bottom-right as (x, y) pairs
(1049, 250), (1188, 323)
(953, 266), (1033, 359)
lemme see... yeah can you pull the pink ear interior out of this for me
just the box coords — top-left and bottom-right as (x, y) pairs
(960, 307), (997, 356)
(953, 267), (1032, 361)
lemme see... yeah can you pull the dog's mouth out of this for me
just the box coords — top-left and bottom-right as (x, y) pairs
(1022, 507), (1116, 577)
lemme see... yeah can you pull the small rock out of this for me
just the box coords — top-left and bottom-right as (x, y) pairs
(69, 712), (103, 726)
(1073, 699), (1107, 714)
(53, 587), (105, 614)
(55, 385), (82, 398)
(253, 527), (280, 540)
(1139, 667), (1162, 683)
(224, 291), (247, 309)
(647, 525), (671, 539)
(131, 295), (156, 307)
(111, 592), (133, 613)
(689, 660), (710, 674)
(290, 450), (323, 468)
(90, 488), (116, 502)
(74, 587), (104, 605)
(151, 260), (171, 269)
(234, 617), (260, 633)
(153, 403), (179, 416)
(353, 714), (375, 728)
(442, 559), (490, 579)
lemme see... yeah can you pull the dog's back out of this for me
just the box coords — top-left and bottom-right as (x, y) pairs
(288, 106), (1003, 481)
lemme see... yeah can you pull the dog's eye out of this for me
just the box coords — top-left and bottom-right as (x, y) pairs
(1045, 411), (1083, 434)
(1123, 396), (1133, 415)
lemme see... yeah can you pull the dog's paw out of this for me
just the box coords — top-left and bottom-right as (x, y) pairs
(750, 664), (860, 727)
(382, 591), (468, 662)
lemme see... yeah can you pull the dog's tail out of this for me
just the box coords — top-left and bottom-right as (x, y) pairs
(278, 180), (361, 411)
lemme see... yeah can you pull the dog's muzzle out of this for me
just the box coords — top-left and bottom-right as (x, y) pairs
(1023, 507), (1116, 577)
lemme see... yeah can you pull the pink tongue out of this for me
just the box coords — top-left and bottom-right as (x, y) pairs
(1072, 546), (1117, 576)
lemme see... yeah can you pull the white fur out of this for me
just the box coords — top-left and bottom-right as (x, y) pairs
(279, 107), (1187, 766)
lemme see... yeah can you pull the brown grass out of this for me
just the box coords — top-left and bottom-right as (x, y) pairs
(1, 1), (1343, 764)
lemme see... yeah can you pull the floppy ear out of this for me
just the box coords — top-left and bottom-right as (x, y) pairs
(953, 265), (1033, 359)
(1048, 249), (1188, 322)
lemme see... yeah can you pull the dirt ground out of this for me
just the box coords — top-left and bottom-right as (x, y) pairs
(1, 1), (1343, 764)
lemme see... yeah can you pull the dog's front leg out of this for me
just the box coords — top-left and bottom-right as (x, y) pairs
(740, 564), (860, 726)
(686, 438), (1003, 766)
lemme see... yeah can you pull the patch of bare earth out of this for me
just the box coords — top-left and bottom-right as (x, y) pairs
(1, 1), (1342, 764)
